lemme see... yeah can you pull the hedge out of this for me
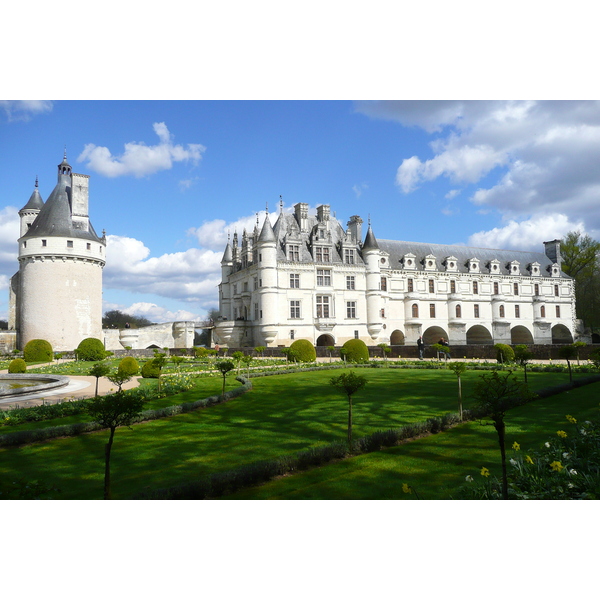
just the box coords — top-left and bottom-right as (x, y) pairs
(23, 339), (53, 363)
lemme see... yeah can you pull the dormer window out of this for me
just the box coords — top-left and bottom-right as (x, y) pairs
(529, 262), (541, 276)
(489, 259), (500, 273)
(344, 249), (355, 264)
(424, 254), (437, 271)
(315, 246), (330, 262)
(468, 258), (480, 273)
(509, 260), (520, 275)
(403, 253), (416, 270)
(445, 256), (458, 272)
(287, 245), (300, 261)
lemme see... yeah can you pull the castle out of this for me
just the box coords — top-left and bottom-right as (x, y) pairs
(213, 202), (580, 349)
(4, 154), (195, 353)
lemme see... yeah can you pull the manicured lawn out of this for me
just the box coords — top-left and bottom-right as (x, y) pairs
(0, 368), (592, 499)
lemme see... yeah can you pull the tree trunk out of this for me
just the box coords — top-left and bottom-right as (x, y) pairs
(567, 359), (572, 383)
(347, 395), (353, 452)
(104, 427), (116, 500)
(458, 377), (463, 421)
(494, 417), (508, 500)
(95, 378), (99, 398)
(524, 364), (528, 384)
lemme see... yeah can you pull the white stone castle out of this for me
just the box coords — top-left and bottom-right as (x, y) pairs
(214, 202), (581, 349)
(5, 154), (195, 353)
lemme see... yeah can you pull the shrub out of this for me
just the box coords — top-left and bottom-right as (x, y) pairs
(341, 339), (369, 363)
(290, 339), (316, 363)
(8, 358), (27, 373)
(494, 343), (514, 364)
(118, 356), (139, 377)
(76, 338), (106, 361)
(141, 359), (160, 378)
(23, 339), (53, 363)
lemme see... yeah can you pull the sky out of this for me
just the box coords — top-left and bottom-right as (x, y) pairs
(2, 99), (599, 324)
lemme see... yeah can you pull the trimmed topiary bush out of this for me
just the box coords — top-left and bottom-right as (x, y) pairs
(141, 359), (160, 379)
(342, 339), (369, 363)
(76, 338), (106, 361)
(118, 356), (139, 377)
(23, 339), (53, 363)
(8, 358), (27, 373)
(289, 339), (316, 363)
(494, 343), (514, 364)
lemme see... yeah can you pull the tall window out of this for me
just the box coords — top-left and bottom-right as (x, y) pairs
(344, 249), (355, 264)
(554, 285), (559, 296)
(514, 283), (519, 295)
(380, 308), (385, 318)
(290, 300), (300, 319)
(541, 305), (546, 318)
(316, 296), (330, 318)
(67, 240), (73, 248)
(243, 282), (248, 292)
(450, 280), (456, 294)
(290, 330), (295, 340)
(346, 276), (355, 290)
(381, 277), (387, 291)
(499, 305), (505, 318)
(315, 247), (330, 262)
(412, 303), (419, 318)
(254, 303), (259, 320)
(42, 239), (47, 247)
(515, 305), (520, 318)
(346, 301), (356, 319)
(455, 304), (461, 318)
(408, 278), (414, 293)
(556, 305), (561, 317)
(535, 284), (540, 296)
(474, 304), (480, 318)
(429, 279), (435, 293)
(493, 282), (499, 295)
(316, 269), (331, 286)
(288, 245), (300, 261)
(473, 281), (478, 294)
(254, 277), (258, 290)
(429, 303), (436, 318)
(290, 274), (300, 288)
(233, 284), (238, 295)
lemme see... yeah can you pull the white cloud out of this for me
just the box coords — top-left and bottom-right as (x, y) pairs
(77, 122), (206, 178)
(445, 189), (460, 200)
(0, 100), (53, 122)
(352, 183), (368, 198)
(468, 213), (585, 251)
(0, 206), (19, 270)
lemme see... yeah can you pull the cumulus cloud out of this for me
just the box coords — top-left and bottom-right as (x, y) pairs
(0, 206), (19, 270)
(358, 100), (600, 235)
(468, 213), (585, 251)
(77, 122), (206, 178)
(0, 100), (53, 122)
(352, 183), (368, 198)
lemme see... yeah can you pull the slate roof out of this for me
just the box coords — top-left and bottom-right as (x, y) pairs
(20, 183), (44, 212)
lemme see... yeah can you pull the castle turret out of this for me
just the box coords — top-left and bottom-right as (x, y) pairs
(362, 223), (384, 341)
(256, 213), (278, 345)
(19, 177), (44, 237)
(16, 153), (106, 351)
(219, 240), (234, 320)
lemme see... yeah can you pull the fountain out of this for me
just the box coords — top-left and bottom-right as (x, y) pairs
(0, 374), (70, 399)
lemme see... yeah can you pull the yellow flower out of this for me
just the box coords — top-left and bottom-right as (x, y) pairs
(525, 455), (534, 464)
(550, 461), (564, 472)
(512, 441), (520, 451)
(402, 483), (412, 494)
(480, 467), (490, 478)
(557, 430), (568, 439)
(566, 415), (577, 424)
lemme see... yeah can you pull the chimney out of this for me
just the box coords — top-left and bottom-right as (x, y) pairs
(347, 215), (363, 243)
(294, 202), (309, 232)
(544, 239), (562, 266)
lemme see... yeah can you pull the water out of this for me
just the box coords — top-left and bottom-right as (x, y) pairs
(0, 380), (38, 393)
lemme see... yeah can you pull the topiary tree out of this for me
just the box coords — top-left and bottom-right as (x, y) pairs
(216, 360), (235, 398)
(558, 344), (577, 383)
(76, 338), (106, 361)
(141, 359), (160, 379)
(171, 355), (185, 371)
(514, 345), (534, 384)
(448, 362), (467, 420)
(377, 343), (391, 363)
(89, 362), (111, 397)
(326, 345), (336, 362)
(8, 358), (27, 373)
(573, 341), (586, 365)
(107, 371), (132, 394)
(290, 339), (316, 363)
(330, 371), (368, 451)
(341, 339), (369, 363)
(494, 343), (515, 364)
(254, 346), (266, 357)
(117, 356), (139, 378)
(23, 339), (53, 363)
(241, 354), (253, 377)
(231, 351), (245, 374)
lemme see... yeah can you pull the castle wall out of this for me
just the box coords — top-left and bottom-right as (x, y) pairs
(103, 322), (196, 350)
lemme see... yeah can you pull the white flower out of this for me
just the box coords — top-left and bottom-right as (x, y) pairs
(545, 442), (551, 448)
(568, 483), (575, 489)
(509, 458), (517, 466)
(562, 452), (571, 459)
(569, 469), (577, 475)
(580, 428), (588, 436)
(465, 475), (474, 482)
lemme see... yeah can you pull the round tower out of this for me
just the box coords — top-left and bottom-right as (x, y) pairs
(256, 213), (279, 346)
(17, 153), (106, 352)
(362, 223), (384, 341)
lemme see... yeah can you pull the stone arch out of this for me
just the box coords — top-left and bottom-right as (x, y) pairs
(511, 325), (534, 344)
(592, 333), (600, 344)
(316, 334), (335, 347)
(390, 329), (405, 345)
(466, 324), (493, 345)
(145, 342), (161, 349)
(552, 324), (573, 344)
(423, 326), (448, 345)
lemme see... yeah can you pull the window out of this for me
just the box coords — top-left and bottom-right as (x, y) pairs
(346, 276), (355, 290)
(290, 330), (295, 340)
(408, 278), (414, 293)
(316, 296), (330, 318)
(86, 243), (91, 250)
(354, 330), (359, 339)
(316, 269), (331, 286)
(346, 301), (356, 319)
(259, 253), (262, 262)
(494, 282), (499, 295)
(254, 303), (259, 320)
(450, 280), (456, 294)
(254, 277), (258, 290)
(259, 279), (262, 287)
(344, 249), (355, 264)
(381, 277), (387, 291)
(474, 304), (480, 318)
(430, 303), (436, 318)
(554, 285), (559, 297)
(290, 274), (300, 288)
(412, 303), (419, 318)
(42, 239), (47, 247)
(288, 245), (300, 261)
(473, 281), (478, 294)
(315, 247), (330, 262)
(290, 300), (301, 319)
(535, 284), (540, 296)
(429, 279), (434, 293)
(23, 241), (26, 248)
(499, 305), (505, 318)
(456, 304), (461, 318)
(243, 282), (248, 292)
(514, 283), (519, 295)
(541, 305), (545, 318)
(380, 308), (386, 318)
(233, 284), (238, 295)
(515, 305), (520, 318)
(556, 305), (561, 318)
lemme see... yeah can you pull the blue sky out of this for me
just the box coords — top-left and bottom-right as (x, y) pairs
(2, 100), (600, 323)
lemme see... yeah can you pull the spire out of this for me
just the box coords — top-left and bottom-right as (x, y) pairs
(20, 177), (45, 212)
(362, 224), (380, 252)
(221, 241), (233, 264)
(258, 213), (276, 243)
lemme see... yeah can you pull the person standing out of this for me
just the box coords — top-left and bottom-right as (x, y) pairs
(417, 336), (424, 360)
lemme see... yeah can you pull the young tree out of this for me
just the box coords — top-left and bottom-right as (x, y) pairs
(89, 362), (111, 398)
(330, 371), (368, 451)
(254, 346), (266, 357)
(558, 344), (577, 383)
(87, 392), (146, 499)
(231, 351), (244, 374)
(377, 343), (391, 363)
(326, 345), (336, 362)
(171, 355), (186, 371)
(152, 352), (168, 392)
(241, 354), (253, 377)
(514, 344), (534, 384)
(448, 362), (467, 420)
(473, 371), (534, 500)
(107, 372), (132, 394)
(216, 360), (235, 398)
(573, 341), (586, 365)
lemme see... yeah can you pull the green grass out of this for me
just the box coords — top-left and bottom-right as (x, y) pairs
(0, 368), (592, 499)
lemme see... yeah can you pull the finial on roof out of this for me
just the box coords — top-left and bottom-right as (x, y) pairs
(368, 214), (371, 227)
(265, 202), (269, 214)
(35, 176), (38, 188)
(256, 213), (259, 226)
(279, 195), (283, 213)
(64, 146), (67, 160)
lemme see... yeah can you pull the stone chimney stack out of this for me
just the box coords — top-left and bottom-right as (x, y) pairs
(347, 215), (363, 244)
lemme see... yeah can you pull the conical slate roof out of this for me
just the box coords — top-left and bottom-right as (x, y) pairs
(258, 214), (276, 243)
(20, 180), (44, 212)
(221, 242), (233, 263)
(362, 225), (380, 251)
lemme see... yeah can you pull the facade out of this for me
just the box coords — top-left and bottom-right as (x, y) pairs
(214, 202), (580, 348)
